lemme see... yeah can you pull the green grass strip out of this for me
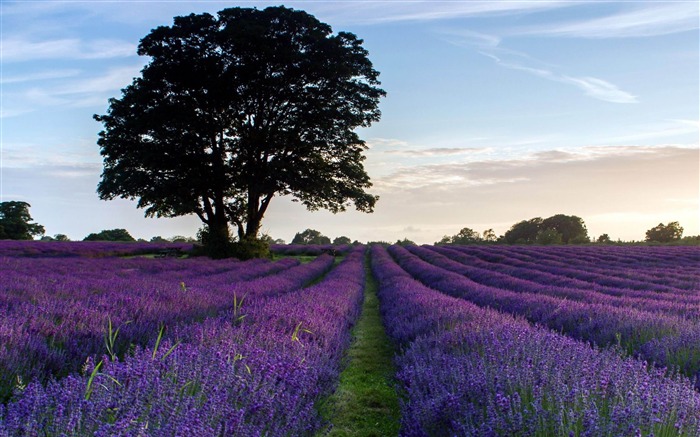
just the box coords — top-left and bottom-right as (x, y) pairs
(317, 256), (401, 437)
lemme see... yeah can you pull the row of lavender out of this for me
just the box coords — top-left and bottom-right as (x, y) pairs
(372, 245), (700, 436)
(271, 243), (353, 256)
(0, 251), (335, 402)
(389, 245), (700, 384)
(458, 245), (699, 293)
(1, 247), (366, 435)
(428, 245), (700, 311)
(0, 241), (194, 258)
(413, 245), (700, 318)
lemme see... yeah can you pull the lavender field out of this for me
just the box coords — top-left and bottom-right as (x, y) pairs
(1, 241), (699, 436)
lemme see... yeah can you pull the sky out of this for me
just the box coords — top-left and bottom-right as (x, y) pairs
(1, 0), (698, 244)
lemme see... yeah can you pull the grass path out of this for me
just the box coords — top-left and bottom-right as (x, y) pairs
(317, 255), (401, 436)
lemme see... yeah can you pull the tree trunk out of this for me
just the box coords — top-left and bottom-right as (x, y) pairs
(244, 215), (261, 240)
(244, 192), (272, 240)
(206, 214), (232, 259)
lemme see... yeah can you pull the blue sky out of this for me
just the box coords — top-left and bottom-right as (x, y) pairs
(1, 1), (698, 243)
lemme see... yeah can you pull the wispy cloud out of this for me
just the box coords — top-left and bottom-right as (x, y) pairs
(54, 66), (141, 97)
(4, 65), (143, 116)
(481, 52), (638, 103)
(376, 144), (697, 191)
(366, 145), (698, 240)
(2, 37), (136, 62)
(519, 3), (699, 38)
(606, 119), (700, 143)
(323, 1), (567, 25)
(1, 69), (82, 84)
(560, 75), (638, 104)
(384, 147), (490, 157)
(440, 25), (638, 104)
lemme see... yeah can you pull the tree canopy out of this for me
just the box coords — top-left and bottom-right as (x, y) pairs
(503, 214), (589, 244)
(437, 227), (482, 245)
(0, 201), (45, 240)
(291, 228), (330, 245)
(95, 6), (384, 258)
(84, 229), (136, 242)
(333, 236), (352, 245)
(645, 222), (683, 243)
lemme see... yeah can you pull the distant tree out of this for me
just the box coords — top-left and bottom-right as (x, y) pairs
(540, 214), (589, 244)
(536, 228), (563, 245)
(437, 227), (483, 245)
(84, 229), (135, 242)
(54, 234), (70, 242)
(170, 235), (193, 243)
(0, 201), (45, 240)
(596, 234), (612, 244)
(150, 236), (169, 243)
(452, 227), (482, 244)
(503, 218), (543, 244)
(273, 238), (286, 245)
(40, 236), (55, 241)
(395, 238), (416, 246)
(679, 235), (699, 245)
(366, 240), (391, 246)
(504, 215), (589, 244)
(436, 235), (452, 245)
(482, 228), (498, 242)
(94, 6), (384, 258)
(291, 229), (331, 245)
(258, 233), (275, 244)
(333, 236), (352, 245)
(645, 222), (683, 243)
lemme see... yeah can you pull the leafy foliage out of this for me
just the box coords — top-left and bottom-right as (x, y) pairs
(645, 222), (683, 243)
(333, 236), (352, 245)
(503, 218), (544, 244)
(94, 6), (384, 257)
(504, 214), (588, 244)
(535, 228), (563, 245)
(437, 227), (486, 245)
(291, 228), (331, 245)
(395, 238), (416, 246)
(0, 201), (45, 240)
(83, 229), (135, 242)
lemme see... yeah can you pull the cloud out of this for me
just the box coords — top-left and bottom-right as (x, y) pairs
(324, 1), (567, 25)
(606, 119), (700, 143)
(0, 69), (82, 84)
(440, 27), (638, 104)
(366, 145), (698, 241)
(54, 66), (141, 97)
(3, 143), (101, 169)
(4, 65), (143, 116)
(2, 37), (136, 62)
(560, 76), (638, 104)
(384, 147), (490, 157)
(519, 3), (699, 38)
(481, 52), (638, 103)
(436, 28), (501, 48)
(374, 144), (698, 194)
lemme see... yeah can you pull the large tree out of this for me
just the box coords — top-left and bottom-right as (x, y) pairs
(503, 218), (543, 244)
(645, 221), (683, 243)
(540, 214), (589, 244)
(0, 201), (45, 240)
(95, 6), (384, 257)
(291, 228), (330, 245)
(503, 214), (589, 244)
(83, 229), (136, 242)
